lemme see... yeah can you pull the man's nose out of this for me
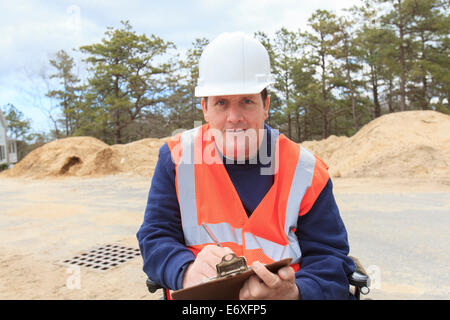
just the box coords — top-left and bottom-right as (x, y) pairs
(227, 103), (243, 123)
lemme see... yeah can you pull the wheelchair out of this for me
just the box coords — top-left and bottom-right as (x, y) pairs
(145, 255), (371, 300)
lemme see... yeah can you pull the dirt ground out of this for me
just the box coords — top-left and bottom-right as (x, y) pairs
(333, 177), (450, 300)
(0, 174), (448, 300)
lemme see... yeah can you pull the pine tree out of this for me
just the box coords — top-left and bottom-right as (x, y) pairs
(46, 50), (81, 136)
(79, 21), (174, 144)
(335, 16), (364, 130)
(303, 9), (342, 139)
(378, 0), (416, 111)
(406, 0), (449, 111)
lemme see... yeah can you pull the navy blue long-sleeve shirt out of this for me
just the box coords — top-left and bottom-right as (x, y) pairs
(137, 126), (355, 299)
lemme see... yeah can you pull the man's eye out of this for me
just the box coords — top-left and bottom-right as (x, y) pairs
(216, 100), (225, 105)
(244, 99), (253, 104)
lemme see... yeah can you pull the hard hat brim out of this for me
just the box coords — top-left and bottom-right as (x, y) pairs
(194, 81), (274, 98)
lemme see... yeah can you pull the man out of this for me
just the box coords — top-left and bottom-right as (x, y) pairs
(137, 32), (355, 299)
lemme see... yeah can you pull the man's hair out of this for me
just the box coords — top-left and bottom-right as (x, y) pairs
(204, 88), (268, 109)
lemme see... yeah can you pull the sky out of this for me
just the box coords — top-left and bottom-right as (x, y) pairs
(0, 0), (362, 134)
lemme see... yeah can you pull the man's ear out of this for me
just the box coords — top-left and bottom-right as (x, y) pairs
(201, 98), (209, 122)
(264, 95), (270, 120)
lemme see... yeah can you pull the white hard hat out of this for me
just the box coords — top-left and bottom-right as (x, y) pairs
(195, 31), (275, 97)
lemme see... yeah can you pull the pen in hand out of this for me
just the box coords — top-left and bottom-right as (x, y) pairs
(201, 223), (222, 247)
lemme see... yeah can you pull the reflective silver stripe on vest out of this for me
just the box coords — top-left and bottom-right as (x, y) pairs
(285, 147), (316, 235)
(183, 223), (243, 246)
(282, 147), (316, 263)
(176, 127), (200, 230)
(244, 232), (301, 262)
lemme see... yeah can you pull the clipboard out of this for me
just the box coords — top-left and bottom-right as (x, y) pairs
(172, 254), (292, 300)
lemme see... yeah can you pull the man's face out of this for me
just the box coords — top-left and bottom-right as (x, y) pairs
(201, 93), (270, 160)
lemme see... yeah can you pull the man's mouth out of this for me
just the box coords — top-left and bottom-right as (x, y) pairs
(225, 129), (246, 134)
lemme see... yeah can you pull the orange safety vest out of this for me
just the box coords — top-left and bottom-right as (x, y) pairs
(168, 124), (329, 273)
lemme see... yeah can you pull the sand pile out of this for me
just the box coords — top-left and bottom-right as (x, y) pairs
(302, 110), (450, 178)
(1, 136), (167, 179)
(2, 137), (109, 179)
(302, 135), (349, 164)
(109, 138), (168, 176)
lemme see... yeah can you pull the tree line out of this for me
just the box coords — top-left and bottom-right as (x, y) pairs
(3, 0), (449, 160)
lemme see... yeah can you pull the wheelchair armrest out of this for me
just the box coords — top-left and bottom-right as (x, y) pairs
(348, 256), (371, 295)
(349, 271), (370, 291)
(146, 278), (163, 293)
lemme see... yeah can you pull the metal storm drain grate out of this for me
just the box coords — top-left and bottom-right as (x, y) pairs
(59, 244), (141, 271)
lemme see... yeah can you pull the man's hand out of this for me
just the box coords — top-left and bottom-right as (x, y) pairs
(239, 261), (300, 300)
(182, 245), (234, 288)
